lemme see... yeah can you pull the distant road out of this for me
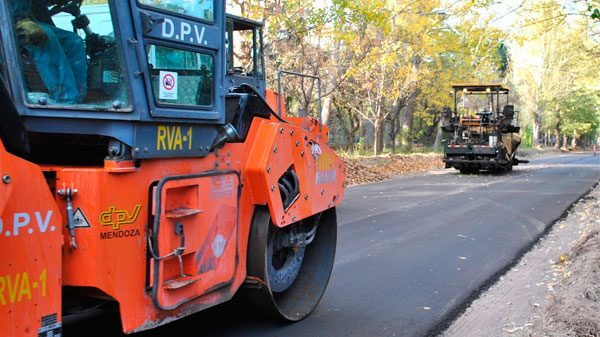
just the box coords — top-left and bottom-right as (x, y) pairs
(66, 153), (599, 337)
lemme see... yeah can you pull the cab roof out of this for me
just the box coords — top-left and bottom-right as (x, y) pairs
(451, 83), (510, 93)
(226, 13), (263, 29)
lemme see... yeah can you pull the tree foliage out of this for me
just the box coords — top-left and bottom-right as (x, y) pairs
(227, 0), (600, 152)
(511, 0), (600, 148)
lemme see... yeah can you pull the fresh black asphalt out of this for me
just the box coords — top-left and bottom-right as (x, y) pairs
(68, 153), (600, 337)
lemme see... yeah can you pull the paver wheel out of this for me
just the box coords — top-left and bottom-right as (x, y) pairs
(459, 168), (478, 174)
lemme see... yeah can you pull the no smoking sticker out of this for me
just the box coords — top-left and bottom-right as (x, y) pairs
(159, 70), (178, 100)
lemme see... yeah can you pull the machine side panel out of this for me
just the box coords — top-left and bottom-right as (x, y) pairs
(56, 155), (251, 333)
(0, 141), (63, 337)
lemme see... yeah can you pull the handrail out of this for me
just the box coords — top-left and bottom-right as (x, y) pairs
(277, 70), (323, 131)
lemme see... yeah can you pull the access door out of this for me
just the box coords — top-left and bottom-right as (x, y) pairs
(149, 171), (239, 310)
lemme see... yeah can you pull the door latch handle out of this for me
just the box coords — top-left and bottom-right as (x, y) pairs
(173, 222), (187, 277)
(58, 186), (78, 249)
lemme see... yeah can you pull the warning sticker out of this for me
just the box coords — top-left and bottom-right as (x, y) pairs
(159, 71), (178, 100)
(212, 234), (226, 258)
(72, 207), (91, 228)
(210, 175), (234, 199)
(38, 322), (61, 337)
(39, 313), (61, 337)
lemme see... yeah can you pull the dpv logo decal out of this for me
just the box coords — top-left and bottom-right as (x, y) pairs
(99, 205), (142, 230)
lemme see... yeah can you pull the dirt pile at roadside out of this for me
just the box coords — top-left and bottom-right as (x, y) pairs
(531, 190), (600, 336)
(342, 153), (444, 186)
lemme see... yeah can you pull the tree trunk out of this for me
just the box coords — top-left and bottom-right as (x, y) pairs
(433, 116), (444, 150)
(360, 119), (368, 150)
(373, 119), (384, 155)
(554, 122), (560, 149)
(571, 129), (578, 148)
(387, 97), (405, 153)
(388, 118), (397, 153)
(562, 134), (568, 150)
(400, 89), (419, 149)
(350, 113), (361, 148)
(402, 104), (415, 149)
(532, 116), (541, 148)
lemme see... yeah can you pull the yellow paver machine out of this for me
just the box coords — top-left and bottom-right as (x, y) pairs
(442, 83), (528, 174)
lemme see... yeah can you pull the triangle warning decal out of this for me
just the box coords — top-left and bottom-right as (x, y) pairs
(71, 207), (92, 228)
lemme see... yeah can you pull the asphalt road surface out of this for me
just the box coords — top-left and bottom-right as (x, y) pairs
(67, 153), (599, 337)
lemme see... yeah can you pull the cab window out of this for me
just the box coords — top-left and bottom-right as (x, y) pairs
(138, 0), (214, 22)
(226, 20), (260, 77)
(256, 27), (264, 78)
(146, 44), (214, 107)
(12, 0), (130, 109)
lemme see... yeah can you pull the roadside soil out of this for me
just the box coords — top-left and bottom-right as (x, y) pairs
(342, 153), (444, 186)
(341, 149), (599, 337)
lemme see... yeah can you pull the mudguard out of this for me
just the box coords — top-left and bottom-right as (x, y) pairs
(244, 91), (346, 227)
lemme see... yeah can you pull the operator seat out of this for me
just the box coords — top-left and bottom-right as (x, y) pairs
(502, 105), (514, 119)
(21, 51), (50, 96)
(17, 2), (58, 101)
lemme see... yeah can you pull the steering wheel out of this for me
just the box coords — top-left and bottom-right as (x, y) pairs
(47, 0), (84, 17)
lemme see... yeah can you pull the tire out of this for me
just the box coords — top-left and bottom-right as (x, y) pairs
(460, 168), (477, 174)
(244, 207), (337, 321)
